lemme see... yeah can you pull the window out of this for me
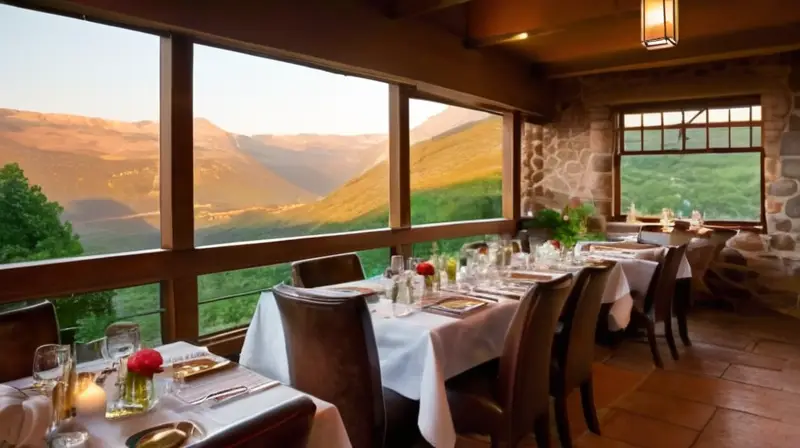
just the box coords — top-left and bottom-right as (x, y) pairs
(409, 100), (503, 225)
(617, 102), (762, 221)
(0, 5), (161, 264)
(198, 248), (389, 335)
(0, 283), (162, 347)
(193, 44), (390, 246)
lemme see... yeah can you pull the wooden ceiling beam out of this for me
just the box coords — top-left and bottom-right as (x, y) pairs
(467, 0), (639, 40)
(389, 0), (471, 19)
(547, 23), (800, 78)
(29, 0), (551, 117)
(523, 0), (800, 64)
(467, 0), (796, 61)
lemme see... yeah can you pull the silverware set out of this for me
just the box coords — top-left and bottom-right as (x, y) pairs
(188, 380), (281, 406)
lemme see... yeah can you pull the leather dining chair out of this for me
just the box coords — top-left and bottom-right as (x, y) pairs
(0, 301), (60, 382)
(551, 263), (615, 447)
(443, 274), (575, 448)
(291, 253), (366, 288)
(272, 284), (419, 448)
(629, 244), (688, 368)
(188, 394), (316, 448)
(638, 225), (671, 246)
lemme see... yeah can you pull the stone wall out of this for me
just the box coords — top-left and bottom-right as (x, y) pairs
(521, 53), (800, 253)
(521, 96), (613, 216)
(766, 70), (800, 252)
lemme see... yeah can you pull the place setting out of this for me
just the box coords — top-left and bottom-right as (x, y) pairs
(1, 322), (284, 448)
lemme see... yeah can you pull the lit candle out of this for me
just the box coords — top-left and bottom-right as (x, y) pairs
(75, 382), (107, 416)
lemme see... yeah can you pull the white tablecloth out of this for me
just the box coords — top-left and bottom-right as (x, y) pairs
(241, 291), (521, 448)
(4, 342), (350, 448)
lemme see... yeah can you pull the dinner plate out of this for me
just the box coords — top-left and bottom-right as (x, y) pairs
(125, 421), (203, 448)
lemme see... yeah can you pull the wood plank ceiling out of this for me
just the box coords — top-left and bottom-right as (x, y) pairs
(387, 0), (800, 77)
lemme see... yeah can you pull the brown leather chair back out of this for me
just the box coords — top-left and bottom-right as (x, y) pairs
(188, 394), (316, 448)
(645, 244), (688, 321)
(291, 253), (365, 288)
(0, 301), (60, 382)
(273, 284), (384, 448)
(556, 263), (614, 392)
(497, 274), (573, 443)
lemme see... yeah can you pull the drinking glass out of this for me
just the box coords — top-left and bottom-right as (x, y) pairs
(32, 344), (70, 391)
(406, 257), (421, 272)
(104, 322), (141, 363)
(390, 255), (405, 276)
(33, 345), (89, 448)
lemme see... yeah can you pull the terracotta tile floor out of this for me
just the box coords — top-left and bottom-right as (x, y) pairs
(455, 303), (800, 447)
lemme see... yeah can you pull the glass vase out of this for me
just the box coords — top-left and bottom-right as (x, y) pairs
(122, 372), (154, 410)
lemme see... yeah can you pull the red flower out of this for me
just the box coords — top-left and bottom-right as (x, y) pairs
(127, 348), (164, 378)
(416, 261), (435, 277)
(550, 240), (561, 250)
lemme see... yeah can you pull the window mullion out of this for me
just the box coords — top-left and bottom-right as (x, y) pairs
(159, 35), (199, 343)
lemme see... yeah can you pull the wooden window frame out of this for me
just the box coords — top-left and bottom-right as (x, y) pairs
(612, 98), (765, 228)
(0, 5), (523, 355)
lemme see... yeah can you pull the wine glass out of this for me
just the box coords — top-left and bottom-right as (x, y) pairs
(33, 345), (89, 448)
(104, 322), (141, 391)
(390, 255), (405, 276)
(32, 344), (69, 392)
(104, 322), (141, 362)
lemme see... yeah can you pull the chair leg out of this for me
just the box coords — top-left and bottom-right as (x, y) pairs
(645, 320), (664, 368)
(580, 379), (601, 435)
(664, 317), (680, 361)
(533, 413), (550, 448)
(676, 297), (692, 348)
(632, 308), (664, 368)
(554, 395), (572, 448)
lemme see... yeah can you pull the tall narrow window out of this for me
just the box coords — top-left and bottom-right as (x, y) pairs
(409, 100), (503, 225)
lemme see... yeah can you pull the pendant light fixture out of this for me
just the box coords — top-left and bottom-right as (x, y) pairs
(641, 0), (678, 50)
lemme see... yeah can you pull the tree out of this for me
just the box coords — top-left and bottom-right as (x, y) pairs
(0, 163), (115, 341)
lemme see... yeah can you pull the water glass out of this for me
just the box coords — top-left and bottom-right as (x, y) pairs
(33, 345), (89, 448)
(390, 255), (405, 276)
(32, 344), (70, 391)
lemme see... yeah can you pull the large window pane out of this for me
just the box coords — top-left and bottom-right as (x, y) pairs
(198, 264), (290, 336)
(0, 6), (160, 263)
(0, 283), (162, 347)
(409, 100), (502, 225)
(620, 153), (761, 221)
(193, 44), (390, 246)
(198, 248), (389, 335)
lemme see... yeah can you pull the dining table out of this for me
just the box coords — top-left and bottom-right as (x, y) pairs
(3, 341), (351, 448)
(242, 266), (635, 448)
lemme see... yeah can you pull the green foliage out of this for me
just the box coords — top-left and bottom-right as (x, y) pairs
(525, 203), (596, 248)
(621, 153), (761, 220)
(0, 163), (116, 342)
(0, 163), (83, 262)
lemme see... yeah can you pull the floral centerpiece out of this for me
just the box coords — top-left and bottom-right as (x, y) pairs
(523, 198), (597, 249)
(122, 348), (163, 410)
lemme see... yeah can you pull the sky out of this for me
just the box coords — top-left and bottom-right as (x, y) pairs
(0, 5), (447, 136)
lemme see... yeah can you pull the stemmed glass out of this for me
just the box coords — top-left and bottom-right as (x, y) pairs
(33, 344), (89, 447)
(103, 323), (141, 395)
(32, 344), (70, 392)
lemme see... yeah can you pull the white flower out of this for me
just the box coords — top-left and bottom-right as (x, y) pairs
(563, 215), (570, 221)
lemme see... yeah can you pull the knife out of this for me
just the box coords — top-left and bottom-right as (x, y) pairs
(209, 380), (281, 407)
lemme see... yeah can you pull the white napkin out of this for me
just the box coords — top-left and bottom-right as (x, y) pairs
(0, 385), (52, 447)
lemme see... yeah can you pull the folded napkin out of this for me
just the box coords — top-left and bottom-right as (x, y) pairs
(175, 366), (272, 404)
(0, 385), (52, 447)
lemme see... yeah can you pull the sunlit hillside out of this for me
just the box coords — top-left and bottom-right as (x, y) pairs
(295, 116), (503, 223)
